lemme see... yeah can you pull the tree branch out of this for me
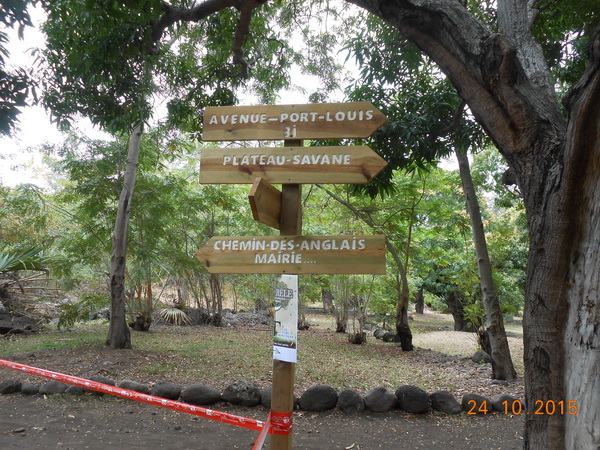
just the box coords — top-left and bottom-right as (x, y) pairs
(561, 26), (600, 222)
(429, 99), (466, 141)
(152, 0), (237, 43)
(316, 185), (407, 280)
(231, 0), (261, 78)
(347, 0), (564, 158)
(152, 0), (267, 78)
(563, 26), (600, 114)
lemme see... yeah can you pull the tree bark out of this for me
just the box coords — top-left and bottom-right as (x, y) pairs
(105, 124), (143, 349)
(445, 291), (475, 332)
(455, 148), (517, 381)
(322, 289), (334, 313)
(414, 286), (424, 314)
(560, 33), (600, 448)
(334, 299), (348, 333)
(393, 269), (412, 350)
(343, 1), (599, 447)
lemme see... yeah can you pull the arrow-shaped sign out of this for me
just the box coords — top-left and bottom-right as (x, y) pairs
(203, 101), (387, 141)
(195, 235), (386, 274)
(199, 145), (387, 184)
(248, 178), (281, 230)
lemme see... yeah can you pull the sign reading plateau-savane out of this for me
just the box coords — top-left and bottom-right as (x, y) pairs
(194, 235), (386, 274)
(199, 145), (387, 184)
(202, 102), (387, 141)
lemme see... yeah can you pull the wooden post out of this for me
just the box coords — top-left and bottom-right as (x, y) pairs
(270, 140), (302, 450)
(197, 103), (388, 448)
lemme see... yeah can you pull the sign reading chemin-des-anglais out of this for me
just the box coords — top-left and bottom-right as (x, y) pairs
(194, 235), (386, 275)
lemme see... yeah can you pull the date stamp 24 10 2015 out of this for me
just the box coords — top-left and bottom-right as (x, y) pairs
(467, 399), (578, 415)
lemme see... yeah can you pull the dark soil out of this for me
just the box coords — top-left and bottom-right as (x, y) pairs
(0, 393), (524, 449)
(0, 312), (526, 449)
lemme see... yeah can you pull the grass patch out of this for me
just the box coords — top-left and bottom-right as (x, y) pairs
(0, 314), (524, 397)
(0, 328), (106, 355)
(144, 361), (178, 376)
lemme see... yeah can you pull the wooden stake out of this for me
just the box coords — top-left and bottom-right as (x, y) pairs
(270, 140), (302, 450)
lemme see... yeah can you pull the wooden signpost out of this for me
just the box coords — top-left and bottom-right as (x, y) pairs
(194, 235), (386, 274)
(203, 101), (387, 141)
(248, 178), (282, 229)
(196, 102), (388, 449)
(199, 145), (387, 184)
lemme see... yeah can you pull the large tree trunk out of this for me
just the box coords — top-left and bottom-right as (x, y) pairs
(557, 43), (600, 449)
(106, 125), (143, 349)
(456, 148), (516, 381)
(344, 1), (599, 447)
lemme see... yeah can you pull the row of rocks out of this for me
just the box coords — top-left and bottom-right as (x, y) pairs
(0, 377), (521, 416)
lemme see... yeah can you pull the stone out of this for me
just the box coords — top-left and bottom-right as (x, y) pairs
(0, 379), (22, 394)
(117, 380), (151, 395)
(373, 328), (386, 340)
(222, 380), (261, 407)
(260, 385), (299, 410)
(430, 391), (462, 414)
(151, 381), (181, 400)
(363, 386), (397, 413)
(65, 385), (85, 395)
(261, 386), (272, 408)
(396, 385), (430, 414)
(39, 380), (68, 395)
(84, 375), (116, 395)
(490, 379), (509, 386)
(382, 332), (401, 343)
(181, 384), (221, 406)
(462, 393), (493, 415)
(0, 312), (38, 335)
(299, 385), (338, 412)
(491, 393), (522, 413)
(337, 388), (365, 414)
(471, 349), (492, 364)
(88, 308), (110, 321)
(20, 384), (39, 395)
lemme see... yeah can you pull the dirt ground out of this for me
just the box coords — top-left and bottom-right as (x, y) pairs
(0, 393), (524, 449)
(0, 311), (526, 449)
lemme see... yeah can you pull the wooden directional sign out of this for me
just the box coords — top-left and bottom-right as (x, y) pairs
(203, 102), (387, 141)
(248, 178), (281, 230)
(194, 235), (386, 274)
(199, 145), (387, 184)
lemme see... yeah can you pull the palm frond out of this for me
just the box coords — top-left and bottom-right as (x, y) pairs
(0, 246), (49, 273)
(158, 307), (191, 326)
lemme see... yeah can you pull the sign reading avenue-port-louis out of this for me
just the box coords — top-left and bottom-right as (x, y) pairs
(200, 101), (388, 184)
(194, 235), (386, 275)
(202, 101), (387, 141)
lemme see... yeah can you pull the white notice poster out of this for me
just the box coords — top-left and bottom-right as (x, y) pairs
(273, 275), (298, 363)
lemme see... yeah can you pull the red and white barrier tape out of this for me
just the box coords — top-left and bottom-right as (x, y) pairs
(252, 412), (271, 450)
(251, 411), (295, 450)
(0, 358), (293, 438)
